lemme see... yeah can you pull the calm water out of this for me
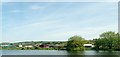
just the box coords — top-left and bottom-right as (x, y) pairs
(0, 50), (120, 56)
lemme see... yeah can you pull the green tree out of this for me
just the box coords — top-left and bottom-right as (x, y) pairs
(94, 31), (119, 50)
(94, 39), (102, 50)
(100, 31), (117, 49)
(115, 33), (120, 50)
(66, 35), (85, 51)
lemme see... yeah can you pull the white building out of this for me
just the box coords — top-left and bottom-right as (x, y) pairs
(24, 45), (33, 48)
(0, 44), (10, 47)
(0, 45), (9, 47)
(18, 45), (23, 47)
(83, 44), (94, 47)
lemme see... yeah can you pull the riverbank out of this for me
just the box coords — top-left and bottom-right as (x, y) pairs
(1, 50), (120, 55)
(1, 31), (120, 51)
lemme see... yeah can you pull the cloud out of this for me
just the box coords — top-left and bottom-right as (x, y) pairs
(39, 23), (118, 41)
(10, 10), (21, 13)
(3, 18), (117, 42)
(2, 20), (67, 42)
(1, 0), (119, 2)
(30, 5), (45, 10)
(0, 2), (2, 5)
(2, 2), (118, 42)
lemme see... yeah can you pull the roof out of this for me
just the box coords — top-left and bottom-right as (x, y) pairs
(83, 44), (93, 46)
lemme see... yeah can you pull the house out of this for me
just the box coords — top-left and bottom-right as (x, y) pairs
(18, 45), (23, 48)
(24, 45), (33, 48)
(0, 44), (9, 47)
(55, 44), (61, 48)
(39, 44), (50, 48)
(83, 44), (94, 48)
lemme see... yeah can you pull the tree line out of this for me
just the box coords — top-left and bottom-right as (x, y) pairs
(94, 31), (120, 50)
(66, 31), (120, 51)
(1, 31), (120, 51)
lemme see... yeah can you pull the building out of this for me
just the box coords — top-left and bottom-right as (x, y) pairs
(39, 44), (50, 48)
(0, 45), (9, 47)
(24, 45), (33, 48)
(18, 45), (23, 48)
(83, 44), (94, 48)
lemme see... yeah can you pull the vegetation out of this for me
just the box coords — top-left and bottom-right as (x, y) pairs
(0, 41), (67, 50)
(66, 35), (85, 51)
(94, 31), (120, 51)
(0, 31), (120, 51)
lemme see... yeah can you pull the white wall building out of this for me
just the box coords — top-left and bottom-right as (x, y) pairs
(24, 45), (33, 48)
(0, 45), (9, 47)
(83, 44), (94, 47)
(19, 45), (23, 47)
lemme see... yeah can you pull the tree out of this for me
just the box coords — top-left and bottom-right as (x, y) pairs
(94, 31), (119, 50)
(66, 35), (85, 51)
(84, 40), (93, 44)
(100, 31), (117, 49)
(94, 39), (101, 50)
(115, 33), (120, 50)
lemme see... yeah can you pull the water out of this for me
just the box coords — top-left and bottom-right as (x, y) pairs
(1, 50), (120, 56)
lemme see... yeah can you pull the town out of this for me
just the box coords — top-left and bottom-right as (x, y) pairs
(0, 41), (94, 50)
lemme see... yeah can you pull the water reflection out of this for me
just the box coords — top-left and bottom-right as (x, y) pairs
(1, 50), (120, 57)
(0, 50), (2, 57)
(66, 51), (84, 55)
(65, 50), (119, 57)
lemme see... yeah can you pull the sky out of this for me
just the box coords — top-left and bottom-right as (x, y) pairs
(1, 2), (118, 42)
(1, 0), (119, 2)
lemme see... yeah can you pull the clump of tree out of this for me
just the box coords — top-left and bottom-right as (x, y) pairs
(94, 31), (120, 50)
(66, 35), (85, 51)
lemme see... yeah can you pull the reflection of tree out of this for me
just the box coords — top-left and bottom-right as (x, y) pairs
(66, 51), (85, 57)
(66, 55), (85, 57)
